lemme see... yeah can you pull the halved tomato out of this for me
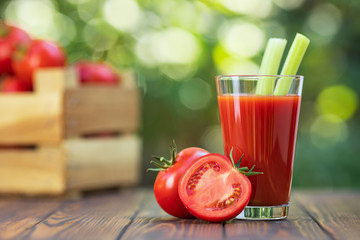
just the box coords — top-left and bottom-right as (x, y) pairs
(178, 153), (252, 222)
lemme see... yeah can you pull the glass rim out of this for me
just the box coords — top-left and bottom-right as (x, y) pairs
(216, 74), (303, 78)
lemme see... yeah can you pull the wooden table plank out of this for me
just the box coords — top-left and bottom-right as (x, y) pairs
(225, 194), (330, 240)
(24, 189), (144, 240)
(121, 189), (224, 240)
(296, 190), (360, 240)
(0, 189), (358, 240)
(0, 197), (64, 240)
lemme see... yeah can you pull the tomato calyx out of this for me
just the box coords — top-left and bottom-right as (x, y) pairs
(0, 22), (10, 37)
(12, 43), (29, 62)
(229, 148), (263, 177)
(147, 141), (178, 172)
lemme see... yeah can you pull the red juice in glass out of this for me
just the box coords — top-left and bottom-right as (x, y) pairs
(216, 75), (303, 219)
(218, 94), (301, 206)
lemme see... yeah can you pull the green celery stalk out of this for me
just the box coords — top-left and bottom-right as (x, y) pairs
(274, 33), (310, 95)
(256, 38), (287, 95)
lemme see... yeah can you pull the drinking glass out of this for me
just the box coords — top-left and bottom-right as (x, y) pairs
(216, 75), (303, 220)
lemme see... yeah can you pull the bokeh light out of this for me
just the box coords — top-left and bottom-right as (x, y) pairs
(76, 0), (99, 22)
(192, 2), (219, 36)
(103, 0), (141, 32)
(66, 0), (91, 4)
(218, 57), (259, 75)
(135, 30), (158, 68)
(5, 0), (76, 45)
(5, 0), (54, 34)
(179, 78), (211, 110)
(169, 1), (200, 30)
(213, 44), (259, 74)
(136, 28), (202, 67)
(159, 64), (197, 81)
(306, 3), (342, 38)
(310, 114), (348, 148)
(82, 19), (118, 51)
(219, 19), (265, 58)
(316, 85), (358, 122)
(220, 0), (273, 18)
(153, 28), (202, 65)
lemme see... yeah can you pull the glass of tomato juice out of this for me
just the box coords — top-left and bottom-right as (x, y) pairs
(216, 75), (303, 220)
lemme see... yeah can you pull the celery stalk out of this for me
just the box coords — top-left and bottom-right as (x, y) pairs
(274, 33), (310, 95)
(256, 38), (287, 95)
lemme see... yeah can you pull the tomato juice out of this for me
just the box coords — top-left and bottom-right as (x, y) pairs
(217, 94), (301, 206)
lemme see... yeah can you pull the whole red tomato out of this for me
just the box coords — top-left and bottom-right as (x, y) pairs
(76, 61), (120, 85)
(150, 144), (209, 218)
(12, 39), (66, 89)
(0, 23), (31, 75)
(1, 76), (31, 92)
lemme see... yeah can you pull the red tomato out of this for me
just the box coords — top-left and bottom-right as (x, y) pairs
(178, 154), (252, 222)
(152, 146), (209, 218)
(76, 61), (120, 85)
(1, 76), (31, 92)
(12, 39), (66, 89)
(0, 23), (31, 75)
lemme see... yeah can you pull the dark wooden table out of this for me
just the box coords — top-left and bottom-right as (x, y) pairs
(0, 188), (359, 240)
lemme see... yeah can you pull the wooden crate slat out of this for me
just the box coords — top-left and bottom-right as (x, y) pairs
(65, 87), (139, 136)
(0, 147), (66, 195)
(34, 67), (77, 92)
(66, 134), (141, 190)
(0, 94), (62, 145)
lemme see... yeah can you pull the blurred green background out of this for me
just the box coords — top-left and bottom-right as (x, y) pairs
(1, 0), (359, 188)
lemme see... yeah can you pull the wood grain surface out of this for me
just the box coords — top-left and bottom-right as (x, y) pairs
(64, 86), (139, 137)
(0, 188), (358, 240)
(225, 198), (329, 240)
(65, 135), (141, 191)
(0, 147), (65, 195)
(0, 94), (62, 145)
(296, 190), (360, 240)
(0, 197), (64, 239)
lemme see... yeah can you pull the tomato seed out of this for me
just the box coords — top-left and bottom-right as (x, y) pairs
(205, 185), (243, 211)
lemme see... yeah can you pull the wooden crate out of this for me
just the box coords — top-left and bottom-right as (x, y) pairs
(0, 67), (141, 195)
(0, 146), (65, 195)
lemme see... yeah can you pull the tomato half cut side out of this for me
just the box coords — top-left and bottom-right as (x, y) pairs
(178, 153), (251, 222)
